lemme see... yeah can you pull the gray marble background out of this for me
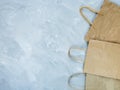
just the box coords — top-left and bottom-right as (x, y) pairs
(0, 0), (119, 90)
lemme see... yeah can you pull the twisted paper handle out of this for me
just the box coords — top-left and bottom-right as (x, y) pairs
(68, 72), (85, 90)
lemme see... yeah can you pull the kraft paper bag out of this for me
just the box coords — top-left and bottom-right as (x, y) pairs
(86, 74), (120, 90)
(80, 0), (120, 43)
(68, 73), (120, 90)
(84, 40), (120, 80)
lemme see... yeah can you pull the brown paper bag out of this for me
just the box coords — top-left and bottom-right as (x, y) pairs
(80, 0), (120, 43)
(68, 73), (120, 90)
(86, 74), (120, 90)
(68, 40), (120, 89)
(84, 40), (120, 80)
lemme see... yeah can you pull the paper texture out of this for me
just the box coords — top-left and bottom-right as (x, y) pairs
(85, 0), (120, 43)
(84, 40), (120, 80)
(86, 74), (120, 90)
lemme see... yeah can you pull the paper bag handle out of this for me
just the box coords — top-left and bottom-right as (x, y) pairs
(68, 46), (86, 63)
(68, 72), (85, 90)
(80, 6), (101, 26)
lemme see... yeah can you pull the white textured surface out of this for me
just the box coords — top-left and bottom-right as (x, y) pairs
(0, 0), (119, 90)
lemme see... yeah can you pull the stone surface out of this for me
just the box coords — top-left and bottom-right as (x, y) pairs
(0, 0), (119, 90)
